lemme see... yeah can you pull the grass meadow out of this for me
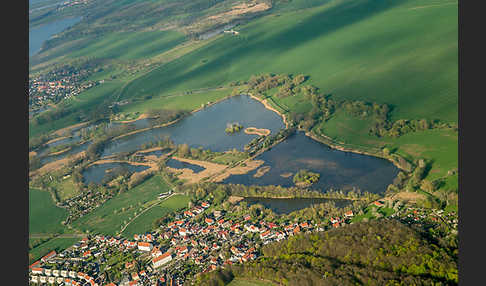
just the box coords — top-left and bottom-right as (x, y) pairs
(29, 188), (68, 235)
(121, 194), (190, 238)
(72, 174), (175, 235)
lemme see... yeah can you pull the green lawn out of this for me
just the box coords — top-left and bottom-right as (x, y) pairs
(121, 194), (190, 238)
(29, 188), (69, 235)
(72, 174), (173, 235)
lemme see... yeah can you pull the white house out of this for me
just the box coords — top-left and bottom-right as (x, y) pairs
(137, 242), (153, 252)
(152, 252), (172, 268)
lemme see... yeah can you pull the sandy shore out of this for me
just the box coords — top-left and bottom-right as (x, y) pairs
(248, 93), (289, 128)
(244, 127), (270, 136)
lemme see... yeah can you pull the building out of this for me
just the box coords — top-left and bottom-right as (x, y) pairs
(137, 242), (153, 252)
(152, 252), (173, 268)
(41, 250), (57, 262)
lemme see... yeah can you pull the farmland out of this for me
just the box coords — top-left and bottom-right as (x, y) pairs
(120, 0), (457, 122)
(71, 174), (175, 235)
(120, 194), (190, 238)
(29, 188), (69, 235)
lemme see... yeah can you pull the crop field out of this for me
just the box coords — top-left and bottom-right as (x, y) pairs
(120, 0), (457, 123)
(72, 174), (173, 235)
(121, 194), (190, 238)
(67, 30), (185, 60)
(29, 188), (68, 235)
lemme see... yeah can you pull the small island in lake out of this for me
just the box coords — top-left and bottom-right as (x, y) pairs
(293, 169), (320, 187)
(225, 122), (243, 134)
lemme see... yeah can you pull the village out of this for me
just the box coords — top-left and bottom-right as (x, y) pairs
(28, 64), (100, 114)
(28, 190), (457, 286)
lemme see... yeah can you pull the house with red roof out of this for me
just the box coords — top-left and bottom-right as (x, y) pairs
(205, 218), (214, 225)
(344, 210), (354, 217)
(137, 242), (153, 252)
(153, 252), (173, 268)
(41, 250), (57, 262)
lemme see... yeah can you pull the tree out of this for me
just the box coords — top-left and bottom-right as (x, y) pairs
(178, 143), (190, 157)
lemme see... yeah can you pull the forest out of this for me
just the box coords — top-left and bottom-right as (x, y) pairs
(194, 220), (458, 286)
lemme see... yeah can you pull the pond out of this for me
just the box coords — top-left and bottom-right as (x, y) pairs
(223, 131), (399, 194)
(166, 158), (206, 173)
(242, 197), (353, 215)
(82, 163), (150, 185)
(100, 95), (285, 157)
(40, 141), (91, 165)
(29, 16), (82, 57)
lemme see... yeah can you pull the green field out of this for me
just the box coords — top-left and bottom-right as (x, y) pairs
(121, 194), (190, 237)
(120, 0), (457, 123)
(30, 236), (79, 264)
(315, 109), (458, 181)
(72, 174), (174, 235)
(67, 30), (185, 60)
(119, 87), (233, 114)
(29, 188), (69, 235)
(47, 177), (80, 201)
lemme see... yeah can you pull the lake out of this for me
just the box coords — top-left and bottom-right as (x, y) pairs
(242, 197), (353, 214)
(29, 16), (81, 57)
(82, 163), (150, 185)
(101, 95), (285, 157)
(223, 131), (399, 194)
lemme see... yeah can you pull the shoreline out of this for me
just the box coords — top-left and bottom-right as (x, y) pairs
(247, 93), (405, 172)
(247, 93), (289, 128)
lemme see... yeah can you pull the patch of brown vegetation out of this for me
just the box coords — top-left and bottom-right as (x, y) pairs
(244, 127), (270, 136)
(166, 156), (228, 185)
(116, 113), (150, 123)
(280, 172), (293, 178)
(44, 136), (71, 146)
(208, 1), (271, 21)
(29, 151), (37, 157)
(29, 151), (86, 177)
(53, 121), (90, 136)
(228, 195), (244, 204)
(48, 147), (72, 156)
(211, 159), (264, 182)
(389, 191), (427, 203)
(253, 165), (271, 178)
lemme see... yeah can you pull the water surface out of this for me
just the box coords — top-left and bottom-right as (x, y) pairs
(223, 132), (399, 194)
(82, 163), (150, 185)
(29, 16), (81, 56)
(101, 95), (285, 157)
